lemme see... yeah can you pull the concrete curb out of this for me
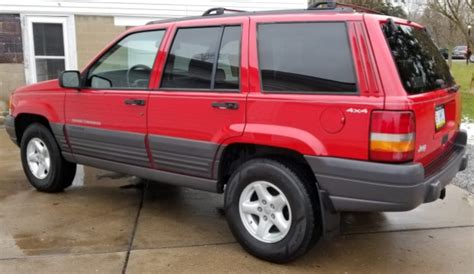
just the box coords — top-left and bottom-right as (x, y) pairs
(461, 123), (474, 145)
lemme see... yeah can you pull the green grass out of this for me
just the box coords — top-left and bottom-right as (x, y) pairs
(451, 62), (474, 121)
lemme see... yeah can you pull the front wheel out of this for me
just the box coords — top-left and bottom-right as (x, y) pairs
(224, 158), (321, 263)
(20, 123), (77, 192)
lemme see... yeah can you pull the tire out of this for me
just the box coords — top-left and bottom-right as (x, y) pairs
(20, 123), (77, 193)
(224, 158), (322, 263)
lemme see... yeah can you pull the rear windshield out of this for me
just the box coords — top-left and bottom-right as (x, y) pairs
(382, 22), (454, 94)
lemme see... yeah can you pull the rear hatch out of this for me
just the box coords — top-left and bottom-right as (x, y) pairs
(382, 20), (461, 168)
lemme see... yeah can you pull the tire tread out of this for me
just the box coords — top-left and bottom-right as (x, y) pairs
(20, 123), (76, 193)
(225, 157), (322, 263)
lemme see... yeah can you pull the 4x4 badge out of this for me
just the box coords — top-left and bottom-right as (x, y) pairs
(346, 108), (368, 114)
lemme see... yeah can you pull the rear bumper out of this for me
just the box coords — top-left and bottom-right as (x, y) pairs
(4, 115), (17, 145)
(305, 130), (468, 212)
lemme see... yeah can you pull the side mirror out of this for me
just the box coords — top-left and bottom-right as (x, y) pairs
(59, 70), (81, 89)
(90, 75), (112, 89)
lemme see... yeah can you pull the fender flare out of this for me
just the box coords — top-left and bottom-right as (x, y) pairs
(13, 102), (61, 123)
(221, 123), (327, 155)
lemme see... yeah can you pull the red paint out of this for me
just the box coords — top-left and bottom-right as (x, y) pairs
(9, 11), (461, 167)
(147, 16), (250, 144)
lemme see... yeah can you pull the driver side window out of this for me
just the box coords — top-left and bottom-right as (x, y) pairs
(86, 30), (165, 89)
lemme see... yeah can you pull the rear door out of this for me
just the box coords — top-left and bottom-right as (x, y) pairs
(375, 19), (460, 166)
(246, 15), (384, 160)
(147, 17), (249, 178)
(65, 29), (166, 167)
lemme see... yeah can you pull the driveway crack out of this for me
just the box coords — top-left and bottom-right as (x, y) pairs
(121, 181), (146, 274)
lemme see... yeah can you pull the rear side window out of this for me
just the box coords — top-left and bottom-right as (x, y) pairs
(257, 22), (357, 93)
(215, 26), (241, 89)
(161, 26), (241, 90)
(382, 23), (454, 94)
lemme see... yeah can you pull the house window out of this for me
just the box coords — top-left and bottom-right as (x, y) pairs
(24, 16), (77, 84)
(32, 23), (66, 82)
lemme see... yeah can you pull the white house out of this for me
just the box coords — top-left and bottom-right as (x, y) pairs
(0, 0), (307, 107)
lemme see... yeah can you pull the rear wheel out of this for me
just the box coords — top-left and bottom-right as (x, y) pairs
(20, 123), (76, 192)
(224, 158), (321, 263)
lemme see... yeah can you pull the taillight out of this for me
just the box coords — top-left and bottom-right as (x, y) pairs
(370, 111), (415, 162)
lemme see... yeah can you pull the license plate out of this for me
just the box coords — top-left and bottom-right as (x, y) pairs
(435, 105), (446, 131)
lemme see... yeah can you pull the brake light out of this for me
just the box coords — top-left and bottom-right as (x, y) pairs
(370, 111), (415, 162)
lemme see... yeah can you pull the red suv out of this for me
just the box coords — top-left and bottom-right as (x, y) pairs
(4, 4), (468, 263)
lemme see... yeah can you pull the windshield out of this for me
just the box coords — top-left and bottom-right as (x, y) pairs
(382, 22), (454, 95)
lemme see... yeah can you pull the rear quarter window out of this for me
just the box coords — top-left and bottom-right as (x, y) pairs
(257, 22), (357, 93)
(382, 22), (454, 94)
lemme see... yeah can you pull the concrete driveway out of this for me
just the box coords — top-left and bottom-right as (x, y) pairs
(0, 130), (473, 273)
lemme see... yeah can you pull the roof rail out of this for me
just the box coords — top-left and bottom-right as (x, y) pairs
(202, 7), (246, 16)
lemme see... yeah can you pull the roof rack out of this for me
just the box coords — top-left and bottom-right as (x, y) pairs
(146, 2), (377, 25)
(202, 7), (246, 16)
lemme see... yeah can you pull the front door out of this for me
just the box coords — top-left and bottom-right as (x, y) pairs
(65, 29), (166, 168)
(23, 16), (77, 84)
(147, 17), (249, 178)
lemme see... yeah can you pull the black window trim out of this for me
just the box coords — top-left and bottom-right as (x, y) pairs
(159, 24), (243, 93)
(80, 28), (167, 91)
(256, 21), (360, 95)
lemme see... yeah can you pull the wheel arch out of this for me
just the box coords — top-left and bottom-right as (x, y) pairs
(14, 113), (53, 146)
(215, 142), (341, 237)
(215, 143), (317, 191)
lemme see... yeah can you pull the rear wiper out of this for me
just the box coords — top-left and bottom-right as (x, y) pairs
(436, 79), (459, 93)
(447, 84), (460, 93)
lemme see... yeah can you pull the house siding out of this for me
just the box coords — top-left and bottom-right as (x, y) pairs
(0, 14), (26, 104)
(0, 14), (23, 63)
(0, 0), (306, 115)
(0, 1), (307, 17)
(75, 16), (126, 70)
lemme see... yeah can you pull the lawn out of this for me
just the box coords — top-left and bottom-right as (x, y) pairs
(451, 62), (474, 121)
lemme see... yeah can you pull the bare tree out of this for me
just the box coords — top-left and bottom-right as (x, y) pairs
(466, 0), (473, 11)
(417, 4), (466, 66)
(308, 0), (407, 17)
(429, 0), (473, 49)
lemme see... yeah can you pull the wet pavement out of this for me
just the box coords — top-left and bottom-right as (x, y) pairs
(0, 130), (473, 273)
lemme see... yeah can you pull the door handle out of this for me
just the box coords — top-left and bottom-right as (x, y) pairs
(211, 101), (239, 110)
(124, 99), (146, 106)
